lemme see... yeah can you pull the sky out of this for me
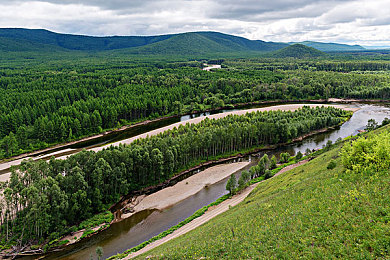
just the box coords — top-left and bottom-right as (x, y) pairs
(1, 0), (390, 47)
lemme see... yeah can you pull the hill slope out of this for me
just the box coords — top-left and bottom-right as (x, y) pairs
(0, 28), (173, 51)
(0, 36), (69, 52)
(0, 28), (287, 54)
(116, 32), (288, 55)
(297, 41), (365, 52)
(272, 44), (326, 58)
(136, 126), (390, 259)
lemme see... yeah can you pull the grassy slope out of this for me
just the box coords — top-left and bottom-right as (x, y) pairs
(137, 127), (390, 259)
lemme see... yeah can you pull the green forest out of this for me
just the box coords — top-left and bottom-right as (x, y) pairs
(1, 59), (390, 159)
(0, 106), (349, 247)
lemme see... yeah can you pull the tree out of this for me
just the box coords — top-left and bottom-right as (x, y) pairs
(264, 169), (272, 179)
(295, 151), (303, 160)
(238, 170), (250, 189)
(96, 246), (103, 260)
(151, 148), (164, 182)
(226, 174), (237, 195)
(270, 155), (277, 169)
(280, 152), (290, 163)
(365, 119), (378, 131)
(1, 132), (18, 157)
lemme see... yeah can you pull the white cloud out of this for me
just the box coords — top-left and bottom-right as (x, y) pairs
(0, 0), (389, 46)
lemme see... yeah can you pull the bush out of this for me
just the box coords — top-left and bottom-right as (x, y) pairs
(226, 174), (237, 194)
(341, 130), (390, 174)
(327, 160), (337, 170)
(78, 211), (114, 230)
(270, 155), (277, 169)
(295, 151), (303, 160)
(279, 152), (290, 163)
(238, 170), (250, 189)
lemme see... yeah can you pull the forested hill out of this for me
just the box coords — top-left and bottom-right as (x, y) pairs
(271, 44), (326, 58)
(294, 41), (365, 52)
(0, 28), (287, 54)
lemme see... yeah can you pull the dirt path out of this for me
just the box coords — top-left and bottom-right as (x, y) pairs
(274, 159), (309, 177)
(125, 159), (309, 259)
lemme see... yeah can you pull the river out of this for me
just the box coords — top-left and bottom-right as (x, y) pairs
(15, 102), (390, 260)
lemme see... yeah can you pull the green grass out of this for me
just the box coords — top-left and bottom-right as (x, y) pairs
(108, 154), (311, 259)
(135, 127), (390, 259)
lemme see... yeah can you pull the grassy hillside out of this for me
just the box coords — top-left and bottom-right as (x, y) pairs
(272, 44), (326, 58)
(136, 126), (390, 259)
(297, 41), (365, 52)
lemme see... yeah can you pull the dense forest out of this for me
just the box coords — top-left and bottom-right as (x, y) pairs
(0, 106), (350, 246)
(1, 59), (390, 159)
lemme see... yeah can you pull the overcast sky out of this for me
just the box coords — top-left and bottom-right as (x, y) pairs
(1, 0), (389, 46)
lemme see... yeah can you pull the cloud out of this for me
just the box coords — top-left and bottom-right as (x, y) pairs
(0, 0), (389, 46)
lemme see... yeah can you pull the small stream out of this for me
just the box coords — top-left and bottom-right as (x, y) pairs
(19, 102), (390, 260)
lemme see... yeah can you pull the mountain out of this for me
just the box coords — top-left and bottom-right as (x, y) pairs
(117, 32), (288, 55)
(271, 44), (326, 58)
(294, 41), (365, 52)
(0, 36), (72, 53)
(0, 28), (174, 51)
(0, 28), (288, 55)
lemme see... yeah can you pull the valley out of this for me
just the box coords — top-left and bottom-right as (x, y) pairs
(0, 28), (389, 260)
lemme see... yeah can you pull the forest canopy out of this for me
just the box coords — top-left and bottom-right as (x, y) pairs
(1, 59), (389, 159)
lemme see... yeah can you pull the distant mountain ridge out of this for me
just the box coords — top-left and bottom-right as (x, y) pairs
(0, 28), (369, 56)
(0, 28), (287, 54)
(291, 41), (365, 52)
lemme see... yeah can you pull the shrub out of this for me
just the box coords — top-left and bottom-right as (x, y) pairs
(341, 130), (390, 174)
(270, 155), (277, 169)
(226, 174), (237, 195)
(295, 151), (303, 160)
(327, 160), (337, 170)
(279, 152), (290, 163)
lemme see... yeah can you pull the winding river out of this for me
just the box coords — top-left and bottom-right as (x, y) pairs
(13, 102), (390, 260)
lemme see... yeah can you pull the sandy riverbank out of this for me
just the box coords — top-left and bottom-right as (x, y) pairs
(126, 159), (311, 259)
(121, 162), (250, 219)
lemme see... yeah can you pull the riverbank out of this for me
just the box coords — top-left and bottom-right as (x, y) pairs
(48, 162), (250, 252)
(121, 162), (250, 219)
(123, 159), (310, 259)
(51, 118), (351, 256)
